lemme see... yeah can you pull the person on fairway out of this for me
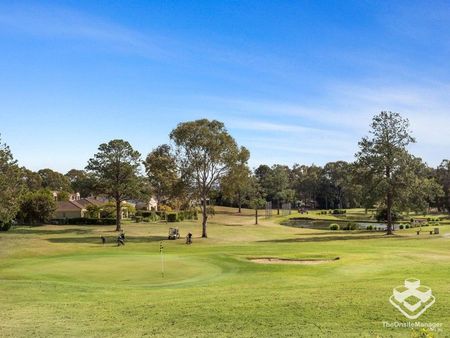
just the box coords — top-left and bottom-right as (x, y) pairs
(186, 232), (192, 244)
(117, 234), (125, 246)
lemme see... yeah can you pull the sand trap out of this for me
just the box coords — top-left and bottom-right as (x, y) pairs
(248, 257), (340, 265)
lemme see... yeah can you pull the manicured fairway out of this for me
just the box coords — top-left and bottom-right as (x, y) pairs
(1, 208), (449, 337)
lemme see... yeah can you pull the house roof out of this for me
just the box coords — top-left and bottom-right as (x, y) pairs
(76, 197), (104, 208)
(56, 200), (85, 212)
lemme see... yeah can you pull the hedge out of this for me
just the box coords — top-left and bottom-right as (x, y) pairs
(0, 222), (12, 232)
(167, 213), (178, 222)
(51, 218), (116, 225)
(134, 210), (198, 223)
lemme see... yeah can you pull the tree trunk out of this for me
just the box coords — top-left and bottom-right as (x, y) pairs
(238, 191), (242, 213)
(386, 164), (393, 235)
(277, 200), (280, 215)
(202, 197), (208, 238)
(255, 208), (258, 225)
(115, 199), (122, 232)
(386, 191), (393, 235)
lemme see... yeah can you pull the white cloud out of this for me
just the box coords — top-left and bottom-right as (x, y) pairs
(0, 4), (170, 58)
(194, 79), (450, 167)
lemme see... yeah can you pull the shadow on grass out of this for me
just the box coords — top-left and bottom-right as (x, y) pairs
(209, 221), (244, 227)
(296, 230), (388, 236)
(10, 228), (94, 235)
(258, 234), (394, 243)
(47, 235), (167, 244)
(215, 210), (254, 217)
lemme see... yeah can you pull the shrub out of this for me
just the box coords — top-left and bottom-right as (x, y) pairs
(150, 212), (160, 222)
(86, 205), (101, 218)
(100, 209), (115, 219)
(332, 209), (346, 215)
(375, 208), (402, 222)
(178, 212), (185, 221)
(399, 224), (404, 229)
(329, 223), (339, 230)
(156, 211), (166, 220)
(342, 222), (358, 230)
(0, 221), (12, 232)
(138, 211), (160, 222)
(141, 211), (152, 218)
(135, 216), (143, 223)
(17, 190), (56, 224)
(167, 213), (178, 222)
(405, 224), (410, 229)
(159, 205), (172, 212)
(177, 210), (198, 221)
(366, 225), (373, 231)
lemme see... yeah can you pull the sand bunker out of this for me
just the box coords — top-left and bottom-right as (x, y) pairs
(248, 257), (340, 265)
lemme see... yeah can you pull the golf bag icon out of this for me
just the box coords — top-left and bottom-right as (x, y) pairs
(389, 279), (435, 319)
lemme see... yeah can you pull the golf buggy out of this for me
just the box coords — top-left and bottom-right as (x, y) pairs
(168, 227), (180, 240)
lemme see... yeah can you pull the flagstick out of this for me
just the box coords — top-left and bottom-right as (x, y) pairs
(160, 241), (164, 278)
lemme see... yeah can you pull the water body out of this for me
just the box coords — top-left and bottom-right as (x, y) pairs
(283, 219), (391, 230)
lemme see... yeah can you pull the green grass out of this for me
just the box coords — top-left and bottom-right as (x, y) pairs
(1, 207), (449, 337)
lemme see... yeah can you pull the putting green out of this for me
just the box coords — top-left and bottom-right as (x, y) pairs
(1, 253), (222, 287)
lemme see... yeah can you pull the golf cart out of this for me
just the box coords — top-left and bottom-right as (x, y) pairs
(168, 227), (180, 240)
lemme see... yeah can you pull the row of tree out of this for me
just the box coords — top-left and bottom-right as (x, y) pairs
(1, 112), (449, 236)
(218, 112), (448, 234)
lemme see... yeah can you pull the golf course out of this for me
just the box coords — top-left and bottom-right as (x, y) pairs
(1, 207), (449, 337)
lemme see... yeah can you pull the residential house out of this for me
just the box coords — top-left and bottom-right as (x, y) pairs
(52, 191), (80, 201)
(54, 197), (104, 219)
(54, 200), (86, 219)
(135, 196), (158, 211)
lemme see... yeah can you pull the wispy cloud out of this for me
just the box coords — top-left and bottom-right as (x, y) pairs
(192, 77), (450, 167)
(0, 4), (170, 58)
(0, 3), (294, 76)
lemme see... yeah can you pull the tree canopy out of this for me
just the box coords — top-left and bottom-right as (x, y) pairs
(170, 119), (243, 238)
(0, 138), (24, 230)
(355, 111), (440, 234)
(17, 189), (56, 225)
(220, 146), (251, 213)
(38, 168), (72, 192)
(86, 139), (141, 231)
(144, 144), (178, 209)
(65, 169), (96, 198)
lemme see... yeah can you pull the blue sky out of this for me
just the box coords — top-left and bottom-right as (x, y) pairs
(1, 0), (449, 172)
